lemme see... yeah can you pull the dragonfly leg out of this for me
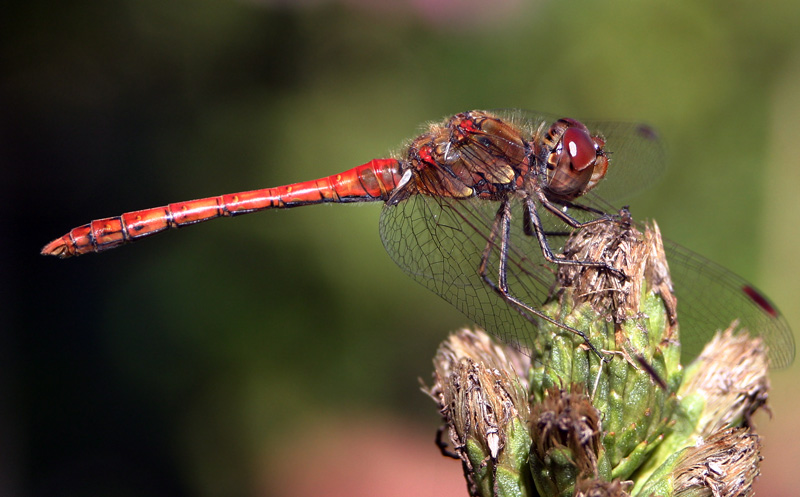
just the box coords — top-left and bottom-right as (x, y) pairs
(435, 426), (460, 460)
(536, 205), (630, 238)
(551, 198), (609, 218)
(479, 201), (606, 362)
(523, 205), (571, 238)
(525, 198), (626, 280)
(523, 199), (616, 238)
(537, 190), (617, 229)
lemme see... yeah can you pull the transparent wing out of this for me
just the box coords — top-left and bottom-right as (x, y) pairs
(584, 194), (795, 368)
(493, 109), (666, 203)
(383, 109), (793, 369)
(663, 239), (795, 368)
(380, 192), (563, 357)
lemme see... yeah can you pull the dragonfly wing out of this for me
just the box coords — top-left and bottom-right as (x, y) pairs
(492, 109), (667, 203)
(662, 238), (795, 368)
(379, 193), (560, 355)
(579, 118), (666, 203)
(581, 193), (795, 368)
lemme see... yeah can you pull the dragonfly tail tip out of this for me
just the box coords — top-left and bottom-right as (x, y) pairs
(41, 237), (74, 258)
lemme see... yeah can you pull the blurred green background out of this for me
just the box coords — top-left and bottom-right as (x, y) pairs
(5, 0), (800, 495)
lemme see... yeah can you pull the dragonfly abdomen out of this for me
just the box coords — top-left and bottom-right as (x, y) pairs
(41, 158), (404, 258)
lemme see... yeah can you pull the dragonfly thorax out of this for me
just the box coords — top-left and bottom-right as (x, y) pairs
(403, 111), (532, 202)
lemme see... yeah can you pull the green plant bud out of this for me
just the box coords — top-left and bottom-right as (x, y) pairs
(677, 328), (769, 438)
(426, 329), (534, 497)
(632, 329), (769, 496)
(637, 427), (761, 497)
(529, 385), (606, 497)
(426, 214), (772, 497)
(529, 217), (682, 481)
(574, 477), (633, 497)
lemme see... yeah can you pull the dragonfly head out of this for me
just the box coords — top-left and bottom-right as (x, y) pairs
(542, 118), (609, 201)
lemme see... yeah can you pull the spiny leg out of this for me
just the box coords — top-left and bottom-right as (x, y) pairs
(435, 426), (460, 460)
(525, 197), (626, 279)
(478, 200), (606, 362)
(528, 202), (630, 242)
(549, 198), (609, 218)
(536, 189), (617, 229)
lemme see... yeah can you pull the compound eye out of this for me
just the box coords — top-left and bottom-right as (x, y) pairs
(562, 127), (597, 171)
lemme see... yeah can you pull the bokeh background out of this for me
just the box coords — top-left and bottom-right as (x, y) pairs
(5, 0), (800, 495)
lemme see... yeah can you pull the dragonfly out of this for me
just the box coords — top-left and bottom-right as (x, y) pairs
(41, 110), (795, 368)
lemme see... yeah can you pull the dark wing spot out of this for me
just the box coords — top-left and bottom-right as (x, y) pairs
(635, 124), (659, 141)
(742, 285), (778, 318)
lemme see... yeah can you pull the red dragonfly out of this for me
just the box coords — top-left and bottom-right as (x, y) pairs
(42, 110), (795, 368)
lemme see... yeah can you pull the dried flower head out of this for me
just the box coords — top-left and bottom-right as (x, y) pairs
(529, 385), (605, 496)
(679, 326), (769, 435)
(425, 329), (533, 496)
(672, 427), (762, 497)
(557, 210), (677, 329)
(426, 213), (773, 497)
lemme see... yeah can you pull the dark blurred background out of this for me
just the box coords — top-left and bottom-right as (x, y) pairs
(4, 0), (800, 496)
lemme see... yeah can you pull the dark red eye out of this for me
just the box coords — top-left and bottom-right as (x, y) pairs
(562, 127), (596, 171)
